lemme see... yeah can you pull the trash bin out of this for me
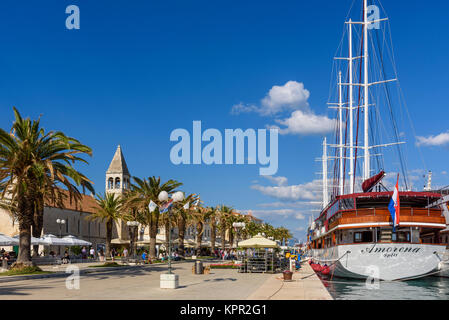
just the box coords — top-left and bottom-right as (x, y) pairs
(195, 260), (203, 274)
(283, 270), (293, 281)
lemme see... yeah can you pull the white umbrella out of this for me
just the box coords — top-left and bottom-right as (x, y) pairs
(238, 234), (278, 248)
(0, 233), (19, 246)
(62, 235), (92, 246)
(12, 235), (49, 246)
(41, 234), (70, 246)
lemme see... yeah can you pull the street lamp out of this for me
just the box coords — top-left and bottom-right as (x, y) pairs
(56, 219), (66, 255)
(126, 221), (139, 260)
(232, 222), (246, 248)
(158, 190), (184, 289)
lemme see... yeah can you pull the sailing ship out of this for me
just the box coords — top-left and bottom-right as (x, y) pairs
(306, 0), (448, 281)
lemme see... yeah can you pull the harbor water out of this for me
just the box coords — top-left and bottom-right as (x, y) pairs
(321, 275), (449, 300)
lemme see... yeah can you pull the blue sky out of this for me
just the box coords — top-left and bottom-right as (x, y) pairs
(0, 0), (448, 243)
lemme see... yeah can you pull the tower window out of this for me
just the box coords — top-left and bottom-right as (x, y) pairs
(108, 178), (114, 189)
(115, 178), (121, 189)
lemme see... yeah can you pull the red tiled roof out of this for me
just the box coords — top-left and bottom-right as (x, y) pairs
(45, 190), (98, 214)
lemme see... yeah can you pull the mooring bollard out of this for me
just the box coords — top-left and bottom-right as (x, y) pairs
(195, 260), (203, 274)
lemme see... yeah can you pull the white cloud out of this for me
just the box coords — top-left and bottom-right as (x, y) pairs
(274, 109), (335, 136)
(260, 81), (310, 115)
(262, 175), (288, 186)
(295, 213), (305, 220)
(416, 132), (449, 147)
(238, 209), (295, 218)
(442, 171), (447, 175)
(230, 81), (310, 116)
(238, 209), (307, 220)
(257, 201), (321, 208)
(230, 103), (259, 115)
(251, 179), (322, 201)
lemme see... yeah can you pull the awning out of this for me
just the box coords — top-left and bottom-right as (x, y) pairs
(0, 233), (19, 246)
(40, 234), (70, 246)
(62, 235), (92, 246)
(13, 234), (51, 246)
(111, 238), (130, 245)
(238, 234), (278, 248)
(137, 235), (165, 245)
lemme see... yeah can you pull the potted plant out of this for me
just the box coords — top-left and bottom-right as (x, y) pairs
(283, 270), (293, 281)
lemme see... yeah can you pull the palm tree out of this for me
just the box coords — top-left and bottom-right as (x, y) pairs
(275, 227), (292, 246)
(87, 193), (122, 258)
(217, 205), (233, 251)
(121, 190), (146, 258)
(125, 176), (182, 258)
(174, 193), (198, 257)
(0, 107), (94, 265)
(191, 205), (211, 256)
(242, 220), (261, 238)
(208, 206), (218, 254)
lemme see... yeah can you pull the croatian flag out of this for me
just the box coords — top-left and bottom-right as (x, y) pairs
(388, 174), (400, 231)
(159, 199), (174, 213)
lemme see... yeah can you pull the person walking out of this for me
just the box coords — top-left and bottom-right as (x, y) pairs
(89, 247), (95, 260)
(81, 246), (87, 259)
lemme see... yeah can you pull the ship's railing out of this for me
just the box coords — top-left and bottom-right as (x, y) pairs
(339, 207), (441, 217)
(329, 207), (444, 230)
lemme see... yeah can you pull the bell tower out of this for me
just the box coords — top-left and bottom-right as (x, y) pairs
(106, 145), (131, 242)
(106, 145), (131, 196)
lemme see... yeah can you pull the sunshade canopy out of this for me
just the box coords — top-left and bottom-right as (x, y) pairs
(0, 233), (19, 246)
(62, 235), (92, 246)
(238, 234), (278, 248)
(40, 234), (70, 246)
(12, 235), (49, 246)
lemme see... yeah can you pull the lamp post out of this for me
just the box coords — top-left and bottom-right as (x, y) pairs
(158, 190), (184, 289)
(126, 221), (139, 260)
(232, 222), (246, 248)
(56, 219), (66, 255)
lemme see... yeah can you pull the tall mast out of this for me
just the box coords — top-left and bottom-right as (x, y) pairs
(363, 0), (370, 180)
(322, 137), (328, 209)
(348, 19), (354, 193)
(338, 71), (344, 195)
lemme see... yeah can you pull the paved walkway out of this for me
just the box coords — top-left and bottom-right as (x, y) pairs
(247, 263), (333, 300)
(0, 261), (332, 300)
(0, 261), (270, 300)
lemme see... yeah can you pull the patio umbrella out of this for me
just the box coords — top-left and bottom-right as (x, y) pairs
(62, 235), (92, 246)
(0, 233), (19, 246)
(12, 235), (50, 246)
(137, 235), (165, 245)
(111, 238), (130, 245)
(238, 234), (278, 248)
(40, 234), (70, 246)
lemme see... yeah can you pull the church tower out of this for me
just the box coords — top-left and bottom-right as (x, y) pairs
(106, 145), (131, 196)
(106, 145), (131, 241)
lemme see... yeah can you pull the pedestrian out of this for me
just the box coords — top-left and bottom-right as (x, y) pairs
(99, 249), (104, 262)
(89, 247), (95, 259)
(81, 246), (87, 259)
(123, 248), (129, 258)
